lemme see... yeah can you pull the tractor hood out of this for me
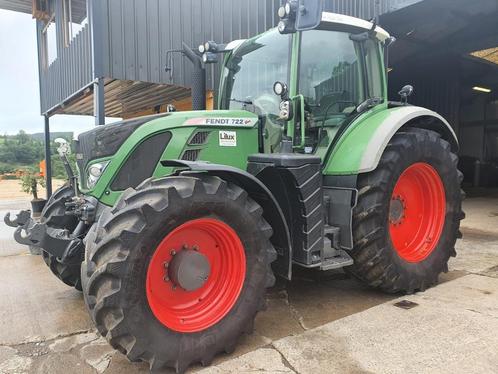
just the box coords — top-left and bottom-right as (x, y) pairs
(74, 113), (171, 178)
(75, 110), (260, 205)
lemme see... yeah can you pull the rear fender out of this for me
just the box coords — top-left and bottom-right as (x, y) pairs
(324, 106), (459, 175)
(161, 160), (292, 280)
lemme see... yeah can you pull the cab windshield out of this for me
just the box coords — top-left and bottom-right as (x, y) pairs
(219, 30), (291, 121)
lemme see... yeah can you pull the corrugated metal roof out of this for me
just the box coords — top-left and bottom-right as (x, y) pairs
(0, 0), (32, 14)
(54, 78), (191, 118)
(0, 0), (86, 23)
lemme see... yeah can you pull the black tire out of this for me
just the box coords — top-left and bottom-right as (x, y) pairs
(40, 184), (83, 291)
(81, 175), (277, 373)
(347, 128), (464, 294)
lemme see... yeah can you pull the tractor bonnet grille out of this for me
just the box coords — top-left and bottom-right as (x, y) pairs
(74, 113), (170, 182)
(189, 131), (210, 145)
(181, 149), (201, 161)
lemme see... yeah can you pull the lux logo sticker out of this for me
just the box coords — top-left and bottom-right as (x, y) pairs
(219, 131), (237, 147)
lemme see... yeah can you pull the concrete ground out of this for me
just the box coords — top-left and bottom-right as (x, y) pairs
(0, 194), (497, 374)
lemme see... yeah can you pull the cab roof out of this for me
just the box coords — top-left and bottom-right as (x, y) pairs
(321, 12), (390, 41)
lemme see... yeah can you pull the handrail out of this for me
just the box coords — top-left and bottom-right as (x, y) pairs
(290, 94), (306, 149)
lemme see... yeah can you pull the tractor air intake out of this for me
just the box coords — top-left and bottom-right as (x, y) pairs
(182, 42), (206, 111)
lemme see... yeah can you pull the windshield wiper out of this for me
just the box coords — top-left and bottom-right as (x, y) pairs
(350, 97), (383, 116)
(230, 98), (253, 105)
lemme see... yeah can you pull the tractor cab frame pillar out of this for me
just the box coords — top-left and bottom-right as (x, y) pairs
(44, 115), (52, 199)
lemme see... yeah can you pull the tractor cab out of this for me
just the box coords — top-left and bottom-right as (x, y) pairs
(217, 9), (390, 156)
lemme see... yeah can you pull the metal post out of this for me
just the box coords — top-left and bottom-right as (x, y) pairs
(94, 77), (105, 125)
(44, 115), (53, 199)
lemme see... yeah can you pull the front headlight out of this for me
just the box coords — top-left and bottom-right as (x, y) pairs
(87, 161), (109, 189)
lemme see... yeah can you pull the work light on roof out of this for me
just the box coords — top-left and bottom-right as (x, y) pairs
(278, 6), (286, 18)
(278, 1), (298, 34)
(204, 41), (219, 53)
(278, 0), (324, 34)
(202, 52), (218, 64)
(285, 2), (294, 16)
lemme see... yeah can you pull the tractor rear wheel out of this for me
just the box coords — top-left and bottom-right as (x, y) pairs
(40, 184), (83, 291)
(81, 175), (276, 373)
(348, 128), (464, 293)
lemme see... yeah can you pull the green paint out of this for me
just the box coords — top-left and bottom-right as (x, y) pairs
(323, 104), (392, 174)
(287, 33), (301, 140)
(88, 110), (258, 206)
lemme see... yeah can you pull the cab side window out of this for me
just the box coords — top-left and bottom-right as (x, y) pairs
(298, 30), (364, 121)
(363, 39), (384, 99)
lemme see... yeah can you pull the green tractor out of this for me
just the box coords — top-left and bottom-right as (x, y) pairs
(6, 1), (464, 372)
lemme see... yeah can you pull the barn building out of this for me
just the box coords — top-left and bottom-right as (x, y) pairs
(0, 0), (497, 194)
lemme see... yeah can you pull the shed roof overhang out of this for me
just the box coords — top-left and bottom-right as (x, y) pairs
(47, 79), (193, 119)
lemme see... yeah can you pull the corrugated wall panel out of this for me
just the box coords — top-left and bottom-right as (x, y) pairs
(146, 0), (160, 83)
(100, 0), (420, 95)
(123, 0), (137, 81)
(102, 0), (281, 93)
(38, 0), (421, 113)
(39, 22), (93, 113)
(322, 0), (424, 19)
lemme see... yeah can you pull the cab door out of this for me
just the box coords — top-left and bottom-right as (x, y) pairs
(291, 29), (386, 158)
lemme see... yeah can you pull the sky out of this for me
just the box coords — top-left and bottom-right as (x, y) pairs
(0, 10), (116, 137)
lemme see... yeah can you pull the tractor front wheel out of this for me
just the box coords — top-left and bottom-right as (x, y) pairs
(40, 184), (82, 291)
(81, 175), (276, 373)
(348, 128), (464, 293)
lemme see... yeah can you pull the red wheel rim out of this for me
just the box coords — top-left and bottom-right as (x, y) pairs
(389, 162), (446, 263)
(146, 218), (246, 333)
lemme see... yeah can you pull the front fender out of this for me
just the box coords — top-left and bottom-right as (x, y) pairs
(324, 106), (459, 175)
(161, 160), (292, 280)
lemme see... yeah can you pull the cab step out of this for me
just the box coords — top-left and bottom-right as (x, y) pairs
(320, 250), (354, 270)
(320, 226), (354, 270)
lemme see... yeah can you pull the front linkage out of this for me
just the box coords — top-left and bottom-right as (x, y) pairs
(4, 139), (96, 266)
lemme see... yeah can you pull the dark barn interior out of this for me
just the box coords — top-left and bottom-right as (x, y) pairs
(381, 0), (498, 189)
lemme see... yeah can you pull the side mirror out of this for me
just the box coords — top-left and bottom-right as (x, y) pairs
(398, 85), (414, 104)
(278, 0), (324, 34)
(295, 0), (324, 31)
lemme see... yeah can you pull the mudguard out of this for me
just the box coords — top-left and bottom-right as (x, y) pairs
(161, 160), (293, 280)
(324, 106), (459, 175)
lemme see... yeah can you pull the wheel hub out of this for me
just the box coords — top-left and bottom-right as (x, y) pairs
(146, 218), (246, 332)
(388, 162), (446, 263)
(168, 248), (211, 291)
(389, 196), (405, 225)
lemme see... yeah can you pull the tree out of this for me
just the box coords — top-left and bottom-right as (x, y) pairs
(20, 169), (46, 200)
(16, 130), (31, 145)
